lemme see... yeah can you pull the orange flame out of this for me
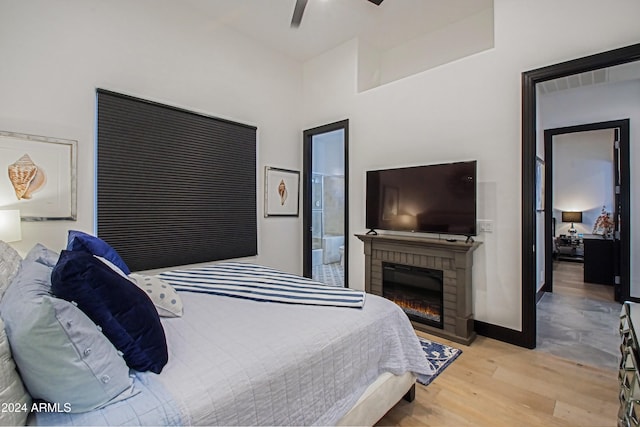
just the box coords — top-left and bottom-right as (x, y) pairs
(389, 296), (441, 319)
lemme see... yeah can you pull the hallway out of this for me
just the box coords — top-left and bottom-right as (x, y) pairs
(536, 260), (620, 369)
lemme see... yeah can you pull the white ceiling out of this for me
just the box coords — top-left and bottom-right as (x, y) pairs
(179, 0), (493, 61)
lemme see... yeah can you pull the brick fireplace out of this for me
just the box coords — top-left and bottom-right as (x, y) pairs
(357, 233), (479, 345)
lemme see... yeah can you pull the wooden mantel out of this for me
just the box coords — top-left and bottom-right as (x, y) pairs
(356, 233), (480, 345)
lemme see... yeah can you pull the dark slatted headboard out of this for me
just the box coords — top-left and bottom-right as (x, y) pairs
(96, 89), (257, 271)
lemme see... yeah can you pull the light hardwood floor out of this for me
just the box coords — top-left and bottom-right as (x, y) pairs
(552, 260), (614, 301)
(377, 261), (619, 427)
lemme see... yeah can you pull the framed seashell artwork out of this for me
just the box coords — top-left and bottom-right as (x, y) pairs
(264, 166), (299, 217)
(0, 131), (77, 220)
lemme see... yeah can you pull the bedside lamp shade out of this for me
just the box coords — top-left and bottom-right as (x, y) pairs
(0, 210), (21, 242)
(561, 211), (582, 223)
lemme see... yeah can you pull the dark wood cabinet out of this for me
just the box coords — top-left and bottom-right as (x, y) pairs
(583, 237), (614, 285)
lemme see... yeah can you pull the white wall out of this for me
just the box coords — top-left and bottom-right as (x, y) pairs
(378, 8), (494, 88)
(540, 79), (640, 296)
(312, 130), (344, 176)
(302, 0), (640, 330)
(0, 0), (305, 274)
(358, 7), (494, 92)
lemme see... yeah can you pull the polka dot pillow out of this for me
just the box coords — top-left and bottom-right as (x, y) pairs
(129, 274), (183, 318)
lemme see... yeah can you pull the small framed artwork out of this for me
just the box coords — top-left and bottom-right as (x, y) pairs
(535, 157), (545, 212)
(0, 131), (77, 220)
(264, 166), (300, 217)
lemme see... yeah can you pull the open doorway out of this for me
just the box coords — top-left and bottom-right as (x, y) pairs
(533, 121), (629, 368)
(520, 43), (640, 349)
(542, 121), (629, 303)
(302, 120), (349, 287)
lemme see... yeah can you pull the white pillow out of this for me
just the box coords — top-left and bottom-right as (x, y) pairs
(94, 255), (135, 283)
(0, 241), (21, 301)
(0, 317), (31, 426)
(97, 256), (183, 317)
(129, 274), (183, 318)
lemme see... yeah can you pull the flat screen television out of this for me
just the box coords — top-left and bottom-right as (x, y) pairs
(366, 160), (477, 236)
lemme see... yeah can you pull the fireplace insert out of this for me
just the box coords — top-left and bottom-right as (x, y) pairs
(382, 262), (444, 329)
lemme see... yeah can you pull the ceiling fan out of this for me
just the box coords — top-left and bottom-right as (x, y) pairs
(291, 0), (384, 28)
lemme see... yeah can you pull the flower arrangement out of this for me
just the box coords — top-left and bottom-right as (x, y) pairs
(593, 205), (614, 237)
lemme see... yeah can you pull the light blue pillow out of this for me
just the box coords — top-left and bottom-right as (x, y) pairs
(24, 243), (59, 267)
(0, 261), (136, 413)
(67, 230), (130, 275)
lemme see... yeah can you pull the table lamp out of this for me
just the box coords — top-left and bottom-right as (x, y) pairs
(0, 210), (22, 242)
(561, 211), (582, 236)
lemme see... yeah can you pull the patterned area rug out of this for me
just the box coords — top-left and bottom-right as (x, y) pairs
(417, 337), (462, 386)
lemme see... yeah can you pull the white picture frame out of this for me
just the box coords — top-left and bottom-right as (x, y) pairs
(264, 166), (299, 217)
(0, 131), (77, 220)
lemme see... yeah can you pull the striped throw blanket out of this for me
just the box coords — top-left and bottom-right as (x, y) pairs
(158, 262), (365, 308)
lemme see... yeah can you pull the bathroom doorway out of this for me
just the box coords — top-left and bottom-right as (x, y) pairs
(302, 120), (348, 287)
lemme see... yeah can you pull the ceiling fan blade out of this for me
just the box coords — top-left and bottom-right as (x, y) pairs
(291, 0), (308, 28)
(368, 0), (384, 5)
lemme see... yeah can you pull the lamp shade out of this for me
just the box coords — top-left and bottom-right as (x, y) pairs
(0, 210), (22, 242)
(561, 211), (582, 223)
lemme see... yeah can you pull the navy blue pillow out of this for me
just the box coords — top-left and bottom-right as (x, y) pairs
(67, 230), (131, 275)
(51, 250), (168, 374)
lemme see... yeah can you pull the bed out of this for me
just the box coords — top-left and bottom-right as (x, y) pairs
(0, 234), (433, 426)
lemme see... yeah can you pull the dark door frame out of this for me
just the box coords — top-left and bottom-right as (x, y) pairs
(541, 120), (630, 303)
(302, 119), (349, 286)
(520, 43), (640, 349)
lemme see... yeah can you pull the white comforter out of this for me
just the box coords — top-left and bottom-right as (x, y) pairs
(34, 277), (432, 426)
(159, 291), (432, 425)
